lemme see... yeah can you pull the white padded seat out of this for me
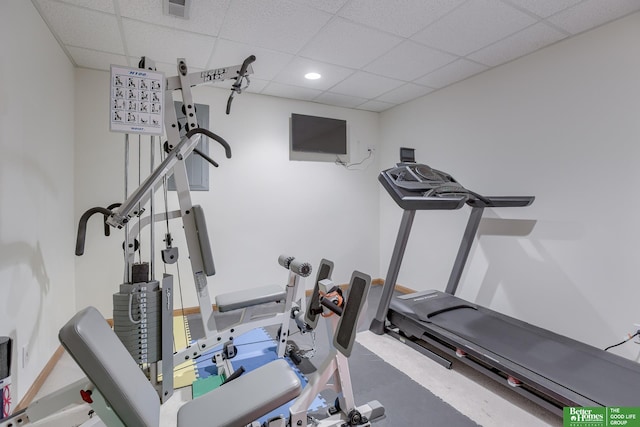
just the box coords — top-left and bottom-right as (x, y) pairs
(215, 285), (286, 312)
(59, 307), (161, 427)
(177, 358), (301, 427)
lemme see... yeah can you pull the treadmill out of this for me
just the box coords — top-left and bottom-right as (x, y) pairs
(370, 161), (640, 415)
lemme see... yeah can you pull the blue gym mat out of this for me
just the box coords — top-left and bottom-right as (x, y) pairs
(192, 328), (326, 424)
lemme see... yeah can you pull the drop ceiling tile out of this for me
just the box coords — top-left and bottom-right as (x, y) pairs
(291, 0), (349, 13)
(117, 0), (230, 37)
(338, 0), (466, 37)
(414, 58), (487, 88)
(122, 19), (215, 69)
(314, 92), (368, 108)
(138, 59), (204, 77)
(411, 0), (537, 56)
(58, 0), (115, 13)
(469, 22), (567, 66)
(273, 58), (354, 91)
(357, 100), (396, 112)
(299, 18), (403, 68)
(376, 83), (434, 104)
(208, 39), (293, 80)
(219, 0), (331, 54)
(364, 40), (457, 82)
(243, 78), (270, 93)
(68, 46), (127, 70)
(547, 0), (640, 35)
(330, 71), (405, 98)
(261, 82), (323, 101)
(36, 0), (123, 53)
(503, 0), (583, 18)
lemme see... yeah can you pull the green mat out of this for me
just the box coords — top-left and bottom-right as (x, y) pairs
(192, 374), (225, 399)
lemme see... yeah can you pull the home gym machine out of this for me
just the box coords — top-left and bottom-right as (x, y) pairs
(370, 159), (640, 414)
(1, 261), (383, 427)
(74, 54), (313, 403)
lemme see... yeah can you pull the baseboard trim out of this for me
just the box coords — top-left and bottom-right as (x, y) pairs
(393, 284), (415, 294)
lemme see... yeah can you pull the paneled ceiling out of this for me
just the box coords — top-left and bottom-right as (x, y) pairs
(33, 0), (640, 112)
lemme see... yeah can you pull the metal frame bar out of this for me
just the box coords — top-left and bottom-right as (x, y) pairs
(166, 63), (253, 91)
(444, 206), (484, 295)
(370, 209), (415, 334)
(0, 379), (94, 427)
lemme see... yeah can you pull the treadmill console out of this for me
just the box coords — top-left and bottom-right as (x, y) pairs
(387, 164), (467, 195)
(380, 162), (535, 211)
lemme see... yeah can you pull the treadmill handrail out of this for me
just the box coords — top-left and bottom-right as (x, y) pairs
(467, 196), (535, 208)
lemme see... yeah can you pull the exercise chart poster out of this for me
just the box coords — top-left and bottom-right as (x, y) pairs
(110, 65), (164, 135)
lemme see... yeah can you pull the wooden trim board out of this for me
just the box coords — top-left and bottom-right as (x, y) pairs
(15, 345), (65, 412)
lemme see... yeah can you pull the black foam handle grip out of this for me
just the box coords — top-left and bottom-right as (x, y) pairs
(76, 207), (113, 256)
(227, 55), (256, 115)
(186, 127), (232, 159)
(236, 55), (256, 85)
(226, 94), (234, 115)
(320, 296), (343, 316)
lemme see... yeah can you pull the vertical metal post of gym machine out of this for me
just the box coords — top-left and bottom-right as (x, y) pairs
(123, 134), (131, 283)
(164, 59), (216, 332)
(148, 134), (175, 402)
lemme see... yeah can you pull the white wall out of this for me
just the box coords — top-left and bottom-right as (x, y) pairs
(379, 12), (640, 360)
(75, 69), (380, 316)
(0, 1), (76, 400)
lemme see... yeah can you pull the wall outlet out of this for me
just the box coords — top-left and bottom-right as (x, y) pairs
(366, 145), (376, 153)
(22, 346), (29, 368)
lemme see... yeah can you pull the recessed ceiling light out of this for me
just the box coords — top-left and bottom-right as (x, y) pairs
(305, 72), (321, 80)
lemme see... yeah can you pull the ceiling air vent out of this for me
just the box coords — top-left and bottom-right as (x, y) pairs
(163, 0), (191, 19)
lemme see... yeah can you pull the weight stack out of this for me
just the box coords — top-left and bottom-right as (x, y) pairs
(113, 281), (162, 365)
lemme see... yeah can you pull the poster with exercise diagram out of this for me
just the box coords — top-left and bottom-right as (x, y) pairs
(110, 65), (164, 135)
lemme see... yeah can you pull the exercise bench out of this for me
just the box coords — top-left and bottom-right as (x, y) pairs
(58, 306), (302, 427)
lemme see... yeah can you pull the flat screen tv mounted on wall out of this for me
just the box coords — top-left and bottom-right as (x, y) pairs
(291, 113), (347, 155)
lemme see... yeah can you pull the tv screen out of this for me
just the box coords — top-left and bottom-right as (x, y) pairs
(291, 113), (347, 155)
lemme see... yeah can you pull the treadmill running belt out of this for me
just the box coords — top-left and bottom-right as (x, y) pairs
(427, 306), (640, 407)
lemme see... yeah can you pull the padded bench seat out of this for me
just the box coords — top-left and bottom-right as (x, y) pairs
(215, 285), (286, 313)
(59, 307), (301, 427)
(59, 307), (162, 427)
(177, 359), (301, 427)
